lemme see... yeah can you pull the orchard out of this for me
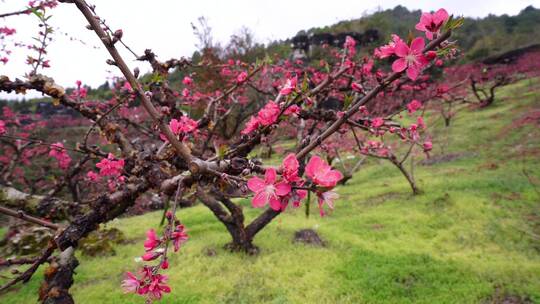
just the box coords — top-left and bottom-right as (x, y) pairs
(1, 1), (539, 303)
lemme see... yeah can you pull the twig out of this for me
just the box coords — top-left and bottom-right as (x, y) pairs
(0, 206), (61, 230)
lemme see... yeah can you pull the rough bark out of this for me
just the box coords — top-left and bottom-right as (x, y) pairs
(196, 187), (259, 254)
(39, 247), (78, 304)
(0, 185), (79, 221)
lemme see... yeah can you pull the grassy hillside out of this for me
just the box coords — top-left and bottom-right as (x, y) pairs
(1, 78), (540, 303)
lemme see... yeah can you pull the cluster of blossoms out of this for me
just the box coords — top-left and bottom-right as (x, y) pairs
(122, 211), (188, 302)
(373, 9), (449, 80)
(181, 76), (193, 97)
(344, 36), (357, 57)
(70, 80), (88, 99)
(160, 115), (198, 142)
(48, 142), (71, 170)
(0, 120), (6, 135)
(0, 27), (16, 64)
(279, 76), (298, 96)
(406, 99), (423, 114)
(28, 0), (58, 10)
(122, 266), (171, 301)
(240, 75), (300, 135)
(87, 153), (125, 191)
(247, 154), (343, 216)
(415, 9), (449, 40)
(241, 101), (281, 134)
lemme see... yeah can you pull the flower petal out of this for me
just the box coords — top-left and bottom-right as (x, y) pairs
(415, 22), (426, 31)
(268, 197), (282, 211)
(410, 37), (425, 54)
(275, 181), (291, 196)
(264, 167), (277, 184)
(394, 41), (409, 57)
(392, 58), (407, 73)
(252, 191), (268, 208)
(305, 155), (325, 179)
(407, 66), (420, 80)
(247, 176), (266, 192)
(435, 9), (449, 24)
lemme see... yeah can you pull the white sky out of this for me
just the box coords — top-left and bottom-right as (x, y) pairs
(1, 0), (539, 99)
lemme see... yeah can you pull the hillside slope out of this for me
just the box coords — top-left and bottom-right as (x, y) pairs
(300, 5), (540, 61)
(1, 78), (540, 303)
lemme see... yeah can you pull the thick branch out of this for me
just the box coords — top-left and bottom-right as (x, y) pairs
(69, 0), (193, 163)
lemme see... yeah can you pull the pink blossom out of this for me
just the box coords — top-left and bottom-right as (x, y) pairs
(362, 59), (374, 74)
(221, 67), (232, 76)
(141, 274), (171, 300)
(417, 116), (426, 129)
(161, 258), (169, 270)
(121, 272), (140, 294)
(374, 34), (404, 59)
(281, 153), (300, 183)
(171, 224), (188, 252)
(49, 142), (71, 170)
(371, 117), (384, 128)
(236, 71), (248, 84)
(391, 37), (429, 80)
(279, 76), (297, 96)
(0, 120), (6, 135)
(182, 76), (193, 86)
(123, 82), (133, 92)
(317, 191), (339, 216)
(344, 36), (356, 56)
(305, 155), (343, 188)
(426, 51), (437, 60)
(415, 9), (449, 40)
(168, 116), (198, 136)
(181, 88), (190, 97)
(284, 104), (301, 116)
(144, 229), (160, 251)
(95, 153), (124, 177)
(86, 171), (99, 182)
(257, 101), (280, 126)
(247, 168), (291, 211)
(407, 100), (423, 114)
(423, 140), (433, 152)
(0, 27), (16, 36)
(141, 251), (161, 261)
(291, 189), (307, 208)
(351, 82), (363, 93)
(241, 116), (261, 135)
(437, 84), (450, 95)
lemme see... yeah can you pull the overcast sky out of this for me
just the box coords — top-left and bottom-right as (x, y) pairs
(1, 0), (539, 99)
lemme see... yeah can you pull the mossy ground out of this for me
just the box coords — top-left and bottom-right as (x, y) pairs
(1, 78), (540, 303)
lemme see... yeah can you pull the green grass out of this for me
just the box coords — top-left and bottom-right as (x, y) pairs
(2, 78), (540, 303)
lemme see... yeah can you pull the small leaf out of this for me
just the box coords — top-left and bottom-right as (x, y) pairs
(343, 94), (353, 109)
(217, 145), (228, 159)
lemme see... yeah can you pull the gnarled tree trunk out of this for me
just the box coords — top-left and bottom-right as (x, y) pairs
(196, 187), (281, 254)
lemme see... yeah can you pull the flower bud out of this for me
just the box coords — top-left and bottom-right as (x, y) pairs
(426, 51), (437, 60)
(141, 251), (161, 261)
